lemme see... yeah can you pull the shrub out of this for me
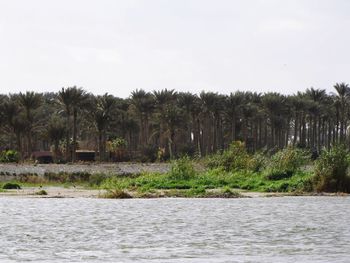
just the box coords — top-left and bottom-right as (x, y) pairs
(102, 189), (132, 199)
(168, 156), (196, 180)
(19, 175), (47, 184)
(88, 173), (108, 186)
(207, 141), (251, 171)
(220, 187), (242, 198)
(2, 182), (21, 189)
(186, 186), (206, 197)
(248, 152), (267, 172)
(35, 190), (48, 195)
(313, 145), (350, 192)
(265, 147), (308, 180)
(0, 150), (19, 163)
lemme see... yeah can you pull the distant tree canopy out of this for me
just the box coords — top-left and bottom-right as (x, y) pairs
(1, 84), (350, 162)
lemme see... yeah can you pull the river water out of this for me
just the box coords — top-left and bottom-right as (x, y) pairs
(0, 197), (349, 263)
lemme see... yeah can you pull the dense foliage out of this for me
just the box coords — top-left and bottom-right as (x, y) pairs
(313, 145), (350, 192)
(5, 144), (350, 195)
(265, 147), (308, 180)
(1, 84), (350, 162)
(0, 150), (19, 163)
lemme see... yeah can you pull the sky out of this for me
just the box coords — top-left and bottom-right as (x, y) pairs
(1, 0), (350, 98)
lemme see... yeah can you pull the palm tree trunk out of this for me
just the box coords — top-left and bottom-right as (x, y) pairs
(98, 130), (103, 162)
(231, 116), (236, 142)
(293, 113), (298, 146)
(27, 129), (32, 159)
(54, 140), (59, 163)
(65, 113), (71, 162)
(72, 109), (77, 162)
(16, 132), (22, 162)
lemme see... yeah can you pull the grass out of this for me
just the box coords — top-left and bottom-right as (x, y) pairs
(97, 168), (313, 197)
(3, 144), (349, 197)
(0, 168), (313, 198)
(0, 154), (314, 198)
(100, 189), (132, 199)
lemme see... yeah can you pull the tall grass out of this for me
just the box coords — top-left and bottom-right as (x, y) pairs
(265, 147), (308, 180)
(206, 141), (251, 171)
(313, 145), (350, 192)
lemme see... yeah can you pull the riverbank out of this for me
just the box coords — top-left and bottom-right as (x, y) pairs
(0, 161), (317, 198)
(0, 149), (348, 198)
(0, 186), (348, 199)
(0, 163), (172, 177)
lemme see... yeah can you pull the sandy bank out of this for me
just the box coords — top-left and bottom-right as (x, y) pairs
(0, 163), (171, 177)
(1, 187), (348, 199)
(0, 187), (104, 198)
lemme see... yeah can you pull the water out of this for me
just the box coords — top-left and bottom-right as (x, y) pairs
(0, 197), (349, 263)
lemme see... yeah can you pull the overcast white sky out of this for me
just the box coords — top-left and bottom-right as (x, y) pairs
(0, 0), (350, 97)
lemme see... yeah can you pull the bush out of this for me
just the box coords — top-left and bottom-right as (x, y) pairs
(207, 141), (251, 171)
(313, 145), (350, 192)
(186, 186), (206, 197)
(35, 190), (48, 195)
(248, 152), (267, 172)
(2, 182), (21, 189)
(0, 150), (19, 163)
(88, 174), (108, 186)
(220, 187), (242, 198)
(168, 156), (196, 180)
(102, 189), (132, 199)
(265, 147), (308, 180)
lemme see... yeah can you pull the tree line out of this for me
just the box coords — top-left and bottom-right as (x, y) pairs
(0, 83), (350, 162)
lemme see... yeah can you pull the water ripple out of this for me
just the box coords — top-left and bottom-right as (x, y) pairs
(0, 197), (349, 262)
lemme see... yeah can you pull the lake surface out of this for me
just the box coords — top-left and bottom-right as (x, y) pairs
(0, 197), (349, 263)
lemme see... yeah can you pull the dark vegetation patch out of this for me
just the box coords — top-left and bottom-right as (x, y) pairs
(2, 182), (21, 189)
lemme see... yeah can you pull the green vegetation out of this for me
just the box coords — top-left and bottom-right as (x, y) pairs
(93, 145), (350, 197)
(168, 156), (196, 180)
(1, 144), (350, 197)
(2, 182), (21, 189)
(0, 150), (19, 163)
(206, 141), (251, 171)
(101, 189), (132, 199)
(2, 84), (350, 163)
(313, 145), (350, 192)
(35, 189), (48, 195)
(265, 147), (308, 180)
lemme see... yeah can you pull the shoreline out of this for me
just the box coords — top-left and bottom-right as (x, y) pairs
(0, 163), (172, 177)
(0, 186), (348, 199)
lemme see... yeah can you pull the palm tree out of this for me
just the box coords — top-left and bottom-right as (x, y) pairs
(1, 98), (26, 160)
(47, 116), (66, 162)
(130, 89), (155, 147)
(17, 91), (42, 158)
(306, 88), (327, 150)
(333, 83), (350, 142)
(290, 95), (306, 147)
(93, 93), (117, 161)
(262, 93), (286, 149)
(199, 91), (218, 155)
(163, 106), (183, 158)
(224, 92), (244, 143)
(178, 92), (201, 155)
(58, 86), (88, 162)
(153, 89), (177, 155)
